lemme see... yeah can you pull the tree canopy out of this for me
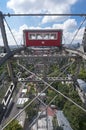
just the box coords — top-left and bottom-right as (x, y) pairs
(4, 120), (23, 130)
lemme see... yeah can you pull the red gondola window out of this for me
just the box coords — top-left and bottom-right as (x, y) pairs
(29, 33), (36, 40)
(36, 34), (42, 39)
(50, 33), (57, 39)
(29, 33), (57, 40)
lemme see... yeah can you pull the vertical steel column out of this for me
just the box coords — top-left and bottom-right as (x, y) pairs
(46, 108), (48, 130)
(82, 27), (86, 52)
(0, 12), (10, 52)
(43, 58), (48, 81)
(75, 58), (81, 78)
(0, 11), (14, 83)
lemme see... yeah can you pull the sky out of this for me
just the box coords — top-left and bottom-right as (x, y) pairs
(0, 0), (86, 46)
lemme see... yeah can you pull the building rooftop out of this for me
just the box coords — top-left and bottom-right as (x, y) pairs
(56, 110), (73, 130)
(16, 98), (28, 108)
(22, 89), (27, 93)
(77, 79), (86, 93)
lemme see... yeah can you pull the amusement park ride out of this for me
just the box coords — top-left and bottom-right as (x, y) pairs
(0, 11), (86, 129)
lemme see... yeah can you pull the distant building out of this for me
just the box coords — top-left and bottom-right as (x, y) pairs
(38, 93), (46, 97)
(19, 89), (27, 98)
(38, 93), (46, 101)
(16, 98), (28, 108)
(31, 107), (55, 130)
(56, 110), (73, 130)
(22, 89), (27, 94)
(77, 79), (86, 104)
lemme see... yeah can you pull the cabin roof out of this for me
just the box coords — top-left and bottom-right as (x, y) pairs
(23, 29), (63, 32)
(77, 79), (86, 92)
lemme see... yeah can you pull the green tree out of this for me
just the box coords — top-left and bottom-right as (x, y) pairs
(4, 120), (23, 130)
(69, 90), (82, 105)
(25, 101), (38, 122)
(64, 103), (86, 130)
(78, 68), (86, 80)
(47, 89), (56, 103)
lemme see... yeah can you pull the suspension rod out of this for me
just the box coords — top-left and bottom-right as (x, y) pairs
(3, 13), (86, 17)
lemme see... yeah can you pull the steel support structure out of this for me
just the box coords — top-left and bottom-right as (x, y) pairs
(0, 11), (14, 83)
(82, 27), (86, 52)
(0, 11), (86, 129)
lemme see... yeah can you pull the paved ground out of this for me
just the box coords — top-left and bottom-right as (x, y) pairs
(0, 83), (26, 128)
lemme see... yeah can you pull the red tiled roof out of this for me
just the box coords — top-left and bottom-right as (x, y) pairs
(47, 107), (56, 116)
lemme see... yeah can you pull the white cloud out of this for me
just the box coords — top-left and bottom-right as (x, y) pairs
(62, 27), (84, 44)
(6, 24), (29, 46)
(64, 27), (84, 44)
(53, 19), (77, 31)
(73, 27), (84, 42)
(7, 0), (78, 23)
(52, 19), (84, 44)
(7, 0), (78, 13)
(1, 24), (49, 46)
(0, 23), (28, 46)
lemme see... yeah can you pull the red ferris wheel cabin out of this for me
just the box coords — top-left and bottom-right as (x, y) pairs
(23, 29), (63, 47)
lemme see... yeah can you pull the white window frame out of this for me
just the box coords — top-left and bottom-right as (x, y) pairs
(50, 33), (57, 40)
(36, 33), (43, 40)
(29, 33), (36, 40)
(29, 32), (58, 40)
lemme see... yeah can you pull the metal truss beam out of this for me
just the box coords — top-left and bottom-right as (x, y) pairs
(65, 48), (86, 60)
(13, 54), (77, 58)
(4, 13), (86, 17)
(0, 47), (25, 66)
(13, 54), (77, 64)
(82, 27), (86, 52)
(18, 77), (73, 82)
